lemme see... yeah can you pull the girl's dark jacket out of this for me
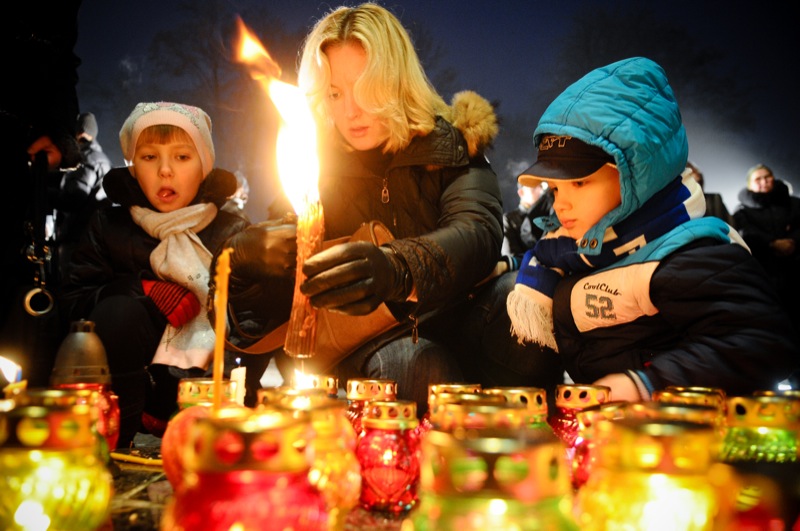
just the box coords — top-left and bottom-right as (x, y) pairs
(60, 167), (248, 322)
(318, 90), (503, 319)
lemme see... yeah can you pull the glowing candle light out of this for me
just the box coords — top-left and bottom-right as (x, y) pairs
(235, 19), (323, 361)
(0, 356), (26, 399)
(212, 247), (232, 411)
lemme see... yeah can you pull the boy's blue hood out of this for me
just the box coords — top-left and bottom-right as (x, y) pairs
(533, 57), (688, 255)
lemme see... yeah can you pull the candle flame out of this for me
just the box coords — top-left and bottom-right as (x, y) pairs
(235, 17), (319, 216)
(294, 369), (316, 390)
(0, 356), (21, 383)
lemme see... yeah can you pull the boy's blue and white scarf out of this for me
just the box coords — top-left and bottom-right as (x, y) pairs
(507, 176), (746, 351)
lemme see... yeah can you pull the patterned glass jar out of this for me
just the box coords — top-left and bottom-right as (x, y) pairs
(356, 400), (421, 514)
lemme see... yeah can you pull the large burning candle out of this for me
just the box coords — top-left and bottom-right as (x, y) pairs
(235, 19), (323, 360)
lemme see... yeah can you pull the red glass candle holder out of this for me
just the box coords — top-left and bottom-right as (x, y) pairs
(161, 378), (246, 490)
(548, 384), (611, 448)
(345, 378), (397, 437)
(356, 400), (421, 514)
(162, 406), (328, 530)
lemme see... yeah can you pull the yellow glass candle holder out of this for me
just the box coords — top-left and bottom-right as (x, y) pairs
(574, 417), (730, 530)
(405, 426), (577, 530)
(0, 403), (113, 530)
(483, 386), (549, 428)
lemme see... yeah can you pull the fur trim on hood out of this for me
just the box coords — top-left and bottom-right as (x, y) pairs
(449, 90), (499, 157)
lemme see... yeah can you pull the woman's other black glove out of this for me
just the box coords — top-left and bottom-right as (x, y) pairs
(208, 216), (298, 329)
(300, 241), (411, 315)
(224, 220), (297, 294)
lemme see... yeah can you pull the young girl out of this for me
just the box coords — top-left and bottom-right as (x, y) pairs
(60, 102), (248, 447)
(508, 57), (798, 401)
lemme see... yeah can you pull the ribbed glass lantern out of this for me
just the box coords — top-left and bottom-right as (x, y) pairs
(404, 427), (578, 530)
(720, 394), (799, 464)
(0, 403), (113, 530)
(161, 406), (328, 530)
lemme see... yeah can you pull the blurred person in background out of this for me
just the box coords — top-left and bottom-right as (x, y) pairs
(682, 161), (734, 227)
(501, 182), (554, 272)
(734, 163), (800, 330)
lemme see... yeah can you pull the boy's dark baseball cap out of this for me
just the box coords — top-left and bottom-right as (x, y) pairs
(518, 135), (614, 186)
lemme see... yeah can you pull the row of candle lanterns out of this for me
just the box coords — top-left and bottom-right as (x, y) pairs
(2, 353), (798, 530)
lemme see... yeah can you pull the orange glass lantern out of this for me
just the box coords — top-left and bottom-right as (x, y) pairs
(0, 403), (113, 530)
(427, 391), (505, 432)
(289, 373), (340, 398)
(654, 386), (727, 417)
(574, 418), (730, 530)
(272, 391), (361, 530)
(356, 400), (421, 514)
(161, 378), (244, 490)
(345, 378), (397, 437)
(572, 400), (631, 490)
(14, 386), (118, 463)
(161, 406), (328, 530)
(420, 383), (482, 434)
(483, 386), (549, 429)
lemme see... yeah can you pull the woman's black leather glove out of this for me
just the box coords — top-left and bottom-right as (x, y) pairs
(300, 241), (411, 315)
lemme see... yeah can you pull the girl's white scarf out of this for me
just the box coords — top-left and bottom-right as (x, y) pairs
(131, 203), (217, 369)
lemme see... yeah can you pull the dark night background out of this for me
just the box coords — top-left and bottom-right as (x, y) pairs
(75, 0), (798, 222)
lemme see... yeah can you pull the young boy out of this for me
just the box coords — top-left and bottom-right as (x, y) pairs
(60, 102), (249, 447)
(507, 57), (799, 401)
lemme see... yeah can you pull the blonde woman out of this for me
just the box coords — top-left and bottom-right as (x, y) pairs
(250, 3), (564, 412)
